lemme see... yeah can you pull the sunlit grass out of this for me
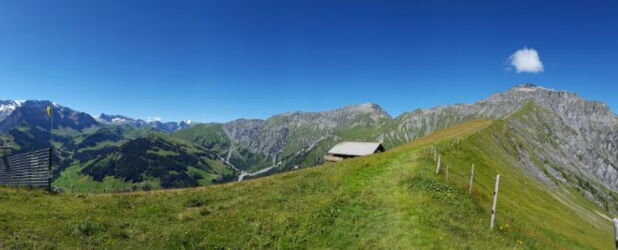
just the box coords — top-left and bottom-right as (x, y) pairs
(0, 120), (614, 249)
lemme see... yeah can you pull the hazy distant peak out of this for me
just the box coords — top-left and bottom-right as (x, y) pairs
(95, 113), (143, 127)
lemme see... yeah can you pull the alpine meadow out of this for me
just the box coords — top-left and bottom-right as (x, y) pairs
(1, 0), (618, 249)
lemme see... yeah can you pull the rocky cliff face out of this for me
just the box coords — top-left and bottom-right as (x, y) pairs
(222, 103), (391, 165)
(489, 84), (617, 190)
(207, 85), (618, 204)
(391, 84), (617, 192)
(503, 103), (618, 212)
(0, 100), (98, 133)
(0, 84), (616, 202)
(365, 84), (617, 214)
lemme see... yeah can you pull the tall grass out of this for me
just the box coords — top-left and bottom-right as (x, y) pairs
(0, 120), (613, 249)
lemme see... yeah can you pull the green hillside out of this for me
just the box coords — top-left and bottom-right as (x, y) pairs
(173, 123), (275, 172)
(53, 132), (236, 192)
(0, 120), (614, 249)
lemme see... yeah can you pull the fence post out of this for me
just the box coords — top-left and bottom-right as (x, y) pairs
(490, 174), (500, 229)
(445, 165), (449, 181)
(469, 164), (475, 194)
(613, 218), (618, 250)
(435, 155), (441, 174)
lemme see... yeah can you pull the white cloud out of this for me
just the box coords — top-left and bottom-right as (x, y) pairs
(509, 47), (544, 73)
(147, 116), (162, 122)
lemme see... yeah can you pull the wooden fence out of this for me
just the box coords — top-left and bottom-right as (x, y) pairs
(0, 148), (52, 189)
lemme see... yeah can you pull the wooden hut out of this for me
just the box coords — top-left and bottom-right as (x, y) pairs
(324, 142), (385, 162)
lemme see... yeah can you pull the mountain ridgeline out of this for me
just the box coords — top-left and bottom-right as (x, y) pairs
(0, 83), (616, 213)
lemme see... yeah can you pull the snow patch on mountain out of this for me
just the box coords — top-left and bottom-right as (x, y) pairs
(0, 101), (23, 112)
(95, 113), (196, 132)
(0, 100), (25, 122)
(111, 117), (129, 123)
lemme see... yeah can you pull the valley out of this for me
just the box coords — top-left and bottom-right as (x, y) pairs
(3, 1), (617, 248)
(0, 119), (614, 248)
(2, 85), (616, 211)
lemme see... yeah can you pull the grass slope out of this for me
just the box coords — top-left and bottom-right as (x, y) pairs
(0, 120), (614, 249)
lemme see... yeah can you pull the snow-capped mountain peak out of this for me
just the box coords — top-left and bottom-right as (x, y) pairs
(0, 100), (26, 122)
(96, 113), (137, 124)
(0, 100), (24, 112)
(94, 113), (196, 132)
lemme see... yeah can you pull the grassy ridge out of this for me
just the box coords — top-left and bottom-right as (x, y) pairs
(0, 120), (614, 249)
(427, 120), (613, 248)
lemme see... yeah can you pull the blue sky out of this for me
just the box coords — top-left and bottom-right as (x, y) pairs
(0, 0), (617, 122)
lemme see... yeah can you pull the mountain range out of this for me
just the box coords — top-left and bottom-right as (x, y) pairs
(95, 113), (194, 132)
(0, 83), (616, 215)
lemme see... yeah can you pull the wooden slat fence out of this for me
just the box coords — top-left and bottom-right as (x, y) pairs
(0, 148), (51, 189)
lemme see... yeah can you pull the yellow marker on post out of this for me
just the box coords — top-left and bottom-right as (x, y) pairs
(46, 105), (52, 118)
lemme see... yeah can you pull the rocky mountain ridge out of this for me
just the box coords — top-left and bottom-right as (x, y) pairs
(222, 102), (390, 160)
(0, 100), (98, 133)
(96, 113), (194, 132)
(194, 84), (618, 211)
(390, 84), (617, 190)
(0, 84), (616, 206)
(0, 100), (194, 134)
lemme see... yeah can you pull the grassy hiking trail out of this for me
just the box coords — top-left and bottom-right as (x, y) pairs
(0, 120), (614, 249)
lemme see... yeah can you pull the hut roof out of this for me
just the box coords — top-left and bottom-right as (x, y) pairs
(327, 142), (384, 157)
